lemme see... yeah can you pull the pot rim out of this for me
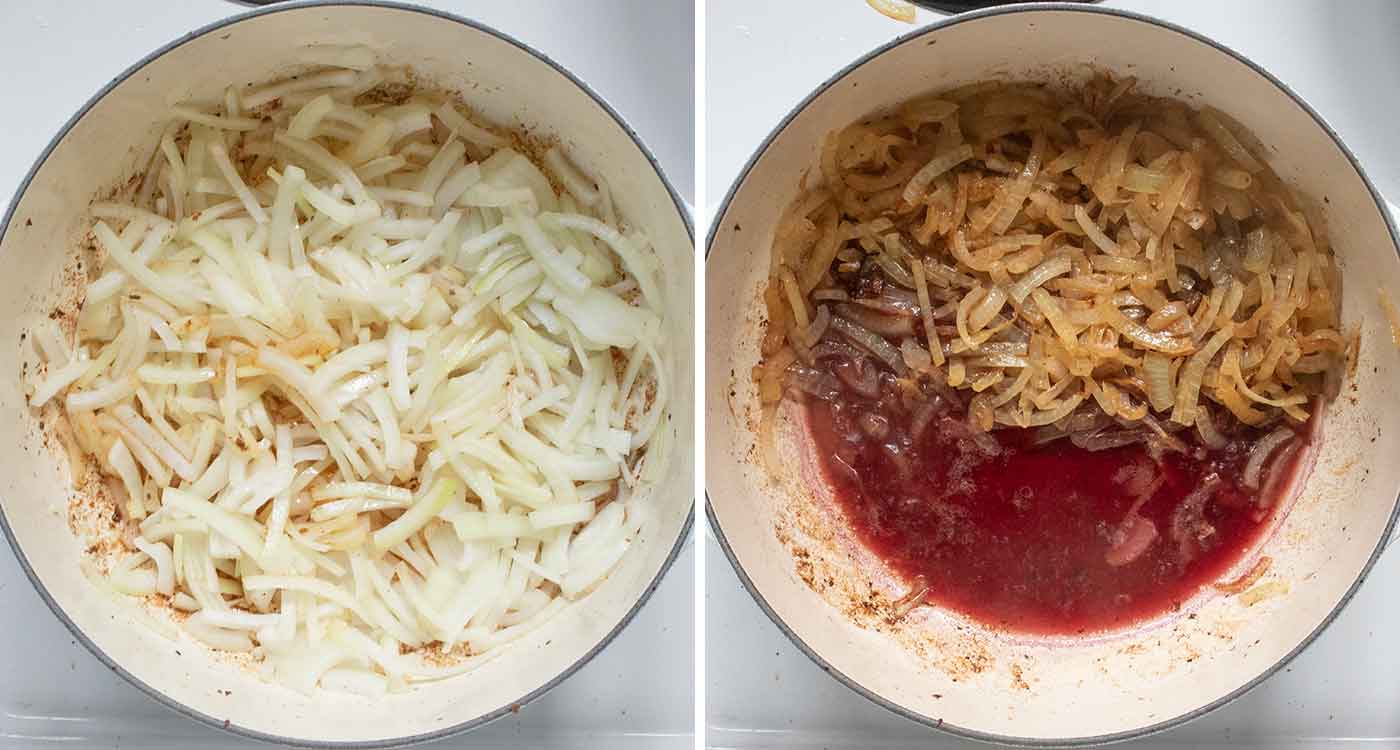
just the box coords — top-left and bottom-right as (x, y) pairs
(703, 3), (1400, 746)
(0, 2), (695, 748)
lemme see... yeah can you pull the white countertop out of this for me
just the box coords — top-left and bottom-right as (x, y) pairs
(705, 0), (1400, 747)
(0, 1), (694, 747)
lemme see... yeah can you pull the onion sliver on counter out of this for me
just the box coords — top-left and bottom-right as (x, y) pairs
(22, 57), (673, 695)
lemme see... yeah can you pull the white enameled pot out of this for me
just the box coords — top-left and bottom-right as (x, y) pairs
(0, 2), (694, 746)
(706, 5), (1400, 744)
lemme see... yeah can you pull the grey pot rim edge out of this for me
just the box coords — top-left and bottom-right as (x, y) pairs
(702, 3), (1400, 747)
(0, 1), (696, 748)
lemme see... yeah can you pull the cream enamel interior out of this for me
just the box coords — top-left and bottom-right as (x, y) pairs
(0, 4), (693, 746)
(706, 8), (1400, 742)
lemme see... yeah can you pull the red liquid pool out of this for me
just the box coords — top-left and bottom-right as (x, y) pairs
(807, 397), (1299, 635)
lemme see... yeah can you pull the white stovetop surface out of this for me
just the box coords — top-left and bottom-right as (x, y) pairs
(705, 0), (1400, 747)
(0, 1), (693, 748)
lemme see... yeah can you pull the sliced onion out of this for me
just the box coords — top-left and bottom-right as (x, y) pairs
(1194, 408), (1228, 449)
(852, 285), (920, 316)
(802, 305), (832, 347)
(889, 576), (930, 620)
(786, 365), (845, 401)
(1018, 393), (1087, 427)
(1170, 473), (1222, 556)
(1242, 425), (1296, 489)
(1074, 204), (1120, 255)
(35, 63), (672, 694)
(909, 400), (941, 440)
(835, 303), (914, 339)
(900, 338), (932, 371)
(902, 144), (974, 204)
(1007, 255), (1071, 304)
(1105, 515), (1158, 567)
(830, 315), (908, 375)
(1256, 439), (1302, 509)
(1061, 408), (1111, 434)
(812, 288), (849, 303)
(939, 416), (1001, 457)
(1142, 353), (1174, 412)
(1172, 325), (1235, 426)
(764, 77), (1347, 535)
(832, 357), (880, 399)
(1097, 299), (1194, 354)
(1071, 429), (1147, 452)
(967, 286), (1008, 332)
(873, 252), (915, 289)
(1197, 107), (1263, 173)
(858, 413), (891, 440)
(810, 337), (864, 363)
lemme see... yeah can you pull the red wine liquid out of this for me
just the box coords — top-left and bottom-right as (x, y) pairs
(808, 398), (1298, 635)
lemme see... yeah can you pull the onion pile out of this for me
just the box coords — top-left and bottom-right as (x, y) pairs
(24, 52), (672, 694)
(758, 75), (1350, 448)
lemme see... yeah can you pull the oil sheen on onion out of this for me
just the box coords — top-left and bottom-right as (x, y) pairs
(804, 376), (1305, 635)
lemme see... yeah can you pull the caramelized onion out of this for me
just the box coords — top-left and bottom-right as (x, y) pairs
(859, 412), (892, 440)
(1256, 440), (1302, 509)
(852, 285), (921, 316)
(757, 74), (1344, 459)
(835, 303), (915, 339)
(939, 415), (1001, 457)
(810, 335), (861, 359)
(1071, 429), (1148, 452)
(830, 315), (908, 375)
(1105, 515), (1158, 567)
(832, 357), (881, 400)
(1171, 474), (1222, 558)
(889, 576), (930, 619)
(803, 305), (832, 347)
(1194, 408), (1229, 450)
(1242, 425), (1297, 490)
(786, 365), (845, 401)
